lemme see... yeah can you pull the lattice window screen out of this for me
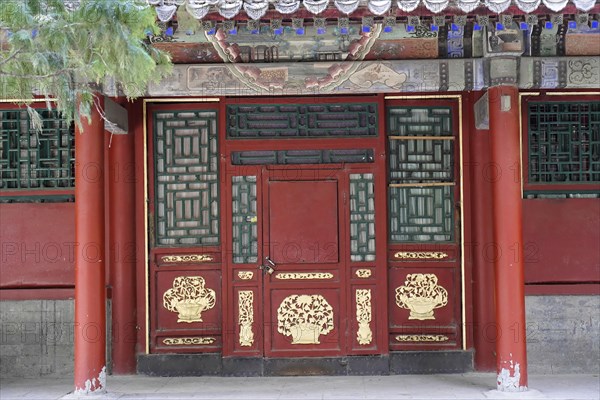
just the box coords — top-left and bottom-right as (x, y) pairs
(0, 109), (74, 190)
(232, 176), (258, 263)
(153, 110), (219, 246)
(350, 173), (376, 261)
(387, 106), (456, 243)
(528, 101), (600, 185)
(227, 103), (378, 138)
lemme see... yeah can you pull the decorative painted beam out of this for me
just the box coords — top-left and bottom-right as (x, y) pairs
(143, 56), (598, 97)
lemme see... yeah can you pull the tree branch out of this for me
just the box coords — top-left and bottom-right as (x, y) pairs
(0, 67), (75, 79)
(0, 48), (24, 66)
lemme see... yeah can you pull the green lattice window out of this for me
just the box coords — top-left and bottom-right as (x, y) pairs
(231, 149), (374, 165)
(389, 186), (454, 242)
(153, 110), (219, 246)
(387, 107), (452, 137)
(232, 176), (258, 264)
(350, 174), (376, 262)
(387, 106), (456, 243)
(227, 103), (378, 138)
(0, 109), (74, 190)
(528, 101), (600, 185)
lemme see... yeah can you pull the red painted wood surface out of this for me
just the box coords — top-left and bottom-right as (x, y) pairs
(489, 85), (528, 389)
(0, 203), (75, 288)
(131, 99), (149, 355)
(108, 130), (137, 374)
(523, 198), (600, 284)
(468, 91), (497, 371)
(74, 97), (106, 393)
(264, 173), (345, 357)
(268, 180), (339, 264)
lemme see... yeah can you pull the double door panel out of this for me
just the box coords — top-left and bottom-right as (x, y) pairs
(264, 172), (344, 357)
(228, 167), (381, 357)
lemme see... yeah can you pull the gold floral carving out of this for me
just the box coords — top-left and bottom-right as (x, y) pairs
(394, 251), (448, 260)
(237, 271), (254, 280)
(163, 276), (216, 323)
(277, 294), (334, 345)
(162, 337), (216, 345)
(355, 269), (372, 278)
(395, 274), (448, 320)
(161, 254), (214, 263)
(356, 289), (373, 345)
(275, 272), (334, 280)
(238, 290), (254, 347)
(395, 335), (449, 342)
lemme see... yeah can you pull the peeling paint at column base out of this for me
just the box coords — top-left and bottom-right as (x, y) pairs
(74, 366), (107, 395)
(497, 363), (527, 392)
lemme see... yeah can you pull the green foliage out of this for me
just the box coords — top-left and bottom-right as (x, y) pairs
(0, 0), (172, 127)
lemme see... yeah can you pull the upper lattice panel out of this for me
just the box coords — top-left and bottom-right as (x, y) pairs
(147, 0), (597, 21)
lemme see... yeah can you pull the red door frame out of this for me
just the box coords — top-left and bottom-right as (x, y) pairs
(136, 94), (473, 359)
(221, 95), (389, 358)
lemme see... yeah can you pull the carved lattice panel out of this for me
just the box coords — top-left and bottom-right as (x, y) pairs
(350, 174), (376, 262)
(227, 103), (378, 138)
(232, 176), (258, 263)
(389, 139), (453, 182)
(528, 101), (600, 184)
(387, 107), (452, 137)
(0, 109), (74, 190)
(389, 186), (454, 242)
(153, 110), (219, 246)
(231, 149), (374, 165)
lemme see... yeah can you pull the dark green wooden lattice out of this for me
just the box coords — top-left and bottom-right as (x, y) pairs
(387, 105), (456, 243)
(153, 110), (219, 246)
(389, 139), (453, 182)
(0, 109), (74, 190)
(350, 174), (376, 262)
(528, 101), (600, 184)
(231, 149), (374, 165)
(232, 176), (258, 264)
(227, 103), (378, 138)
(387, 107), (452, 136)
(389, 186), (454, 242)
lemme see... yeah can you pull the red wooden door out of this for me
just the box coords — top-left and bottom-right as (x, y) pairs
(262, 169), (347, 357)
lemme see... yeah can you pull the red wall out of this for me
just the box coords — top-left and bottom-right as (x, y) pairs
(0, 203), (75, 288)
(523, 198), (600, 285)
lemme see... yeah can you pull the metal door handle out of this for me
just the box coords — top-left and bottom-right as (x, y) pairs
(258, 256), (276, 275)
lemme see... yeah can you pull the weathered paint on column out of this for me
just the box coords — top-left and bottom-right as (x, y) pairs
(74, 97), (107, 394)
(108, 127), (137, 374)
(488, 85), (528, 391)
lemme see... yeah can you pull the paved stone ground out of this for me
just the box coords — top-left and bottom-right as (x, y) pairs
(0, 373), (599, 400)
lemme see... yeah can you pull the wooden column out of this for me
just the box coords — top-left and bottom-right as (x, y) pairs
(469, 91), (497, 371)
(108, 127), (137, 374)
(488, 85), (528, 391)
(74, 97), (107, 394)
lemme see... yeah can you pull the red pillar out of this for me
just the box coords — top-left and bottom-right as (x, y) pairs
(469, 92), (497, 371)
(108, 126), (137, 374)
(74, 97), (107, 394)
(488, 85), (528, 391)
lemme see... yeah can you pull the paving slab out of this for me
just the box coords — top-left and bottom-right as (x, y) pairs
(0, 373), (598, 400)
